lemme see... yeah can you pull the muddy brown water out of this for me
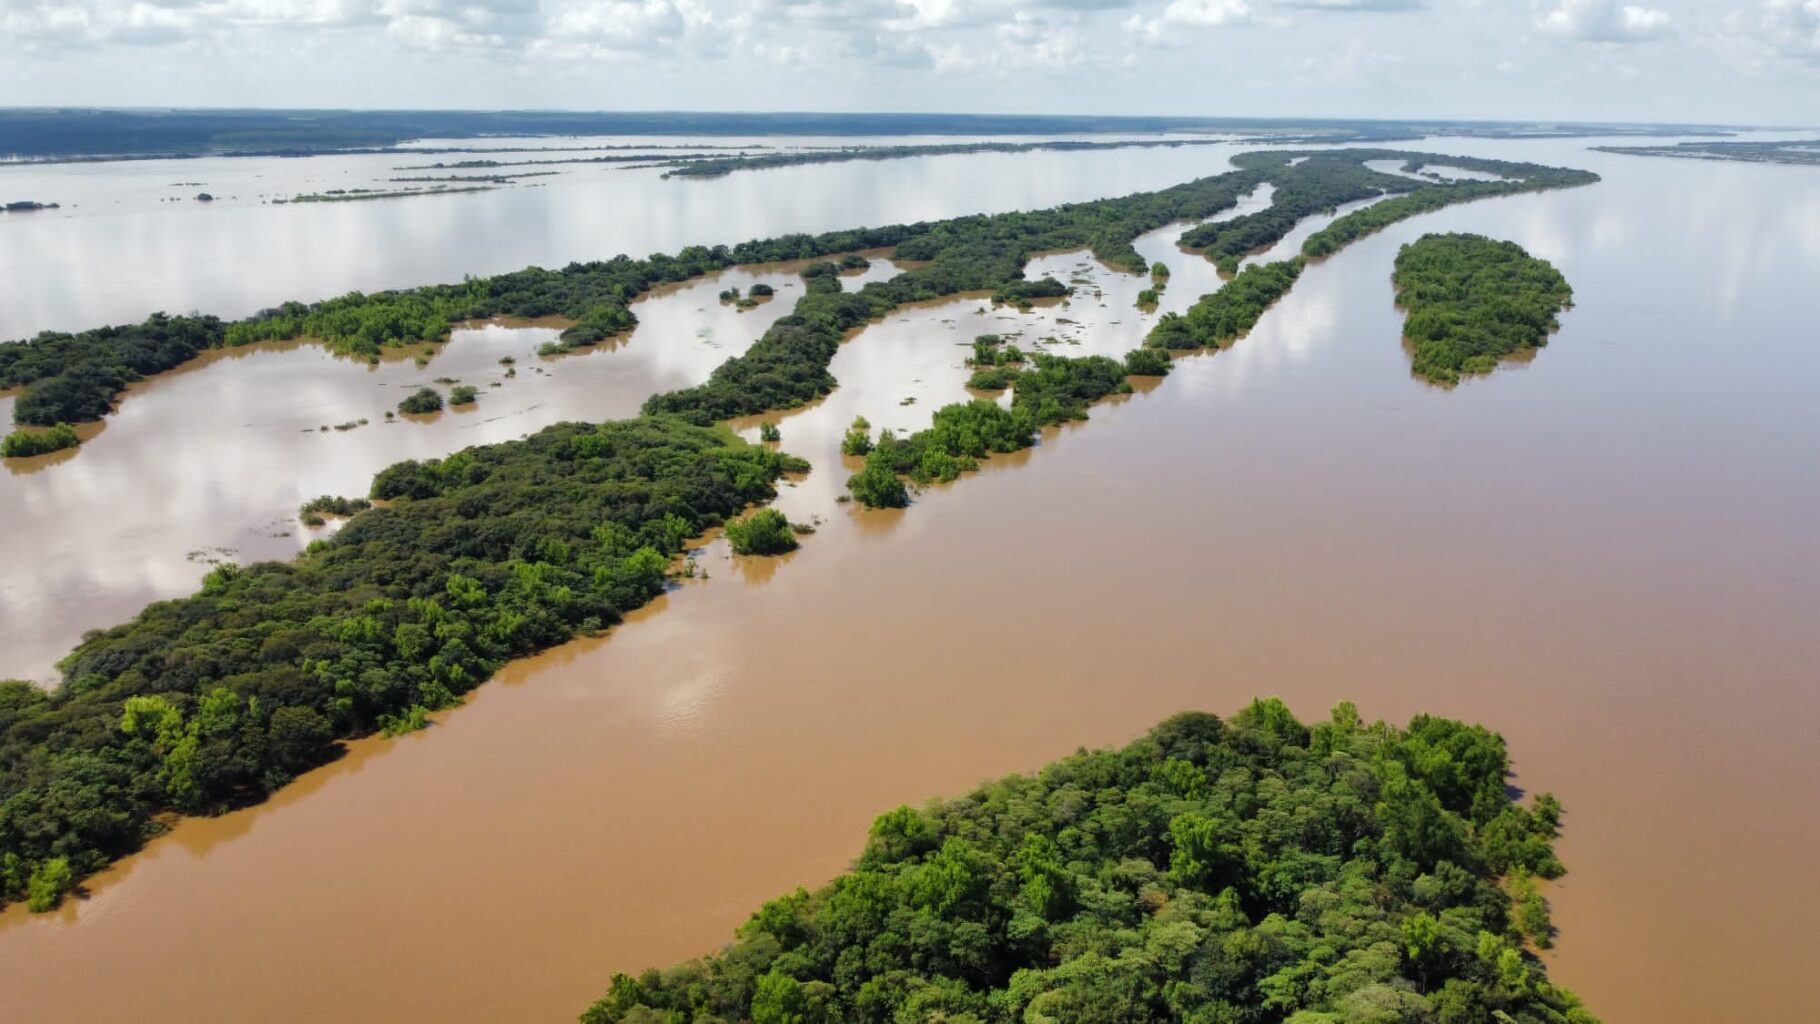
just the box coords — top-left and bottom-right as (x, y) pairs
(0, 138), (1816, 1022)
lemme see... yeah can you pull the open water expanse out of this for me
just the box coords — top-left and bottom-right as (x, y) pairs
(0, 132), (1815, 1022)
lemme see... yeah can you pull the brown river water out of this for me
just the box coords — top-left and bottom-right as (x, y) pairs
(0, 136), (1816, 1022)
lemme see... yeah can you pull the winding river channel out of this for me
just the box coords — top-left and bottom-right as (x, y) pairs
(0, 133), (1816, 1023)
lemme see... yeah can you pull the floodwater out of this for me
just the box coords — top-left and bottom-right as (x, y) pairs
(0, 136), (1817, 1024)
(0, 256), (903, 682)
(0, 132), (1241, 340)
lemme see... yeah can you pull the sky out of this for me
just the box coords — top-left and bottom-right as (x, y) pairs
(0, 0), (1815, 126)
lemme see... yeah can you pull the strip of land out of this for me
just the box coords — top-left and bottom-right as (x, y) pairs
(1591, 140), (1820, 167)
(0, 150), (1599, 914)
(660, 139), (1233, 178)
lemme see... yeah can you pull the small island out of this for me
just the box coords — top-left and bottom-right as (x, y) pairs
(398, 386), (444, 414)
(582, 703), (1598, 1024)
(2, 201), (60, 213)
(0, 423), (80, 458)
(1392, 233), (1573, 384)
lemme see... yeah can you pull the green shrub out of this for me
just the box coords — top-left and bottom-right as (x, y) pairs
(1, 423), (79, 458)
(725, 508), (799, 556)
(398, 387), (443, 414)
(1123, 347), (1171, 377)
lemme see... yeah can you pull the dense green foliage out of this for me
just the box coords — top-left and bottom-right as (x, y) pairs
(4, 149), (1591, 431)
(846, 353), (1141, 508)
(225, 292), (458, 355)
(0, 233), (906, 427)
(582, 703), (1594, 1024)
(1148, 261), (1305, 351)
(644, 164), (1297, 426)
(299, 495), (373, 517)
(1300, 157), (1599, 259)
(398, 387), (444, 414)
(0, 422), (79, 458)
(966, 368), (1016, 391)
(1147, 152), (1591, 358)
(0, 418), (800, 911)
(725, 508), (800, 556)
(1123, 347), (1172, 377)
(842, 417), (876, 458)
(0, 150), (1601, 911)
(1180, 154), (1409, 273)
(450, 385), (479, 407)
(1391, 234), (1573, 384)
(0, 313), (225, 425)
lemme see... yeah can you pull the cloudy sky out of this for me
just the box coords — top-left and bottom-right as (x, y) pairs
(1, 0), (1815, 125)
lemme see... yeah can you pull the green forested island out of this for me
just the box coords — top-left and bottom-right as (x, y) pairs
(0, 149), (1599, 913)
(583, 703), (1595, 1024)
(0, 422), (80, 458)
(1391, 234), (1574, 384)
(1591, 140), (1820, 167)
(0, 419), (803, 911)
(0, 149), (1593, 431)
(662, 139), (1231, 178)
(1141, 152), (1590, 359)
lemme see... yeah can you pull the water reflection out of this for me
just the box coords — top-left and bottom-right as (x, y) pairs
(0, 137), (1815, 1024)
(0, 257), (901, 682)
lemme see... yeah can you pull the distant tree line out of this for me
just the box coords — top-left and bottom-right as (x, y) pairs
(661, 138), (1232, 179)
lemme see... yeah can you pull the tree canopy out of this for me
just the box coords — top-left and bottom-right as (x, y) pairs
(583, 702), (1596, 1024)
(1391, 234), (1573, 384)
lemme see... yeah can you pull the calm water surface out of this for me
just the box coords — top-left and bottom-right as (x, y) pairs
(0, 133), (1239, 339)
(0, 137), (1815, 1023)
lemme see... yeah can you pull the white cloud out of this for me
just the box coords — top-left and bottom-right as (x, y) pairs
(1161, 0), (1251, 24)
(1538, 0), (1672, 43)
(0, 0), (1815, 122)
(1277, 0), (1420, 11)
(1720, 0), (1820, 68)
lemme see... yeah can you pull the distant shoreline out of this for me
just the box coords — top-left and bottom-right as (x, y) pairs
(0, 109), (1745, 164)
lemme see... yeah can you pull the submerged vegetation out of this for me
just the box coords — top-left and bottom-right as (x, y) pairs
(398, 387), (444, 414)
(725, 508), (800, 556)
(844, 353), (1141, 507)
(1148, 261), (1304, 352)
(582, 702), (1595, 1024)
(0, 149), (1592, 432)
(1391, 234), (1574, 384)
(0, 419), (802, 912)
(298, 495), (373, 518)
(0, 149), (1601, 910)
(0, 423), (79, 458)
